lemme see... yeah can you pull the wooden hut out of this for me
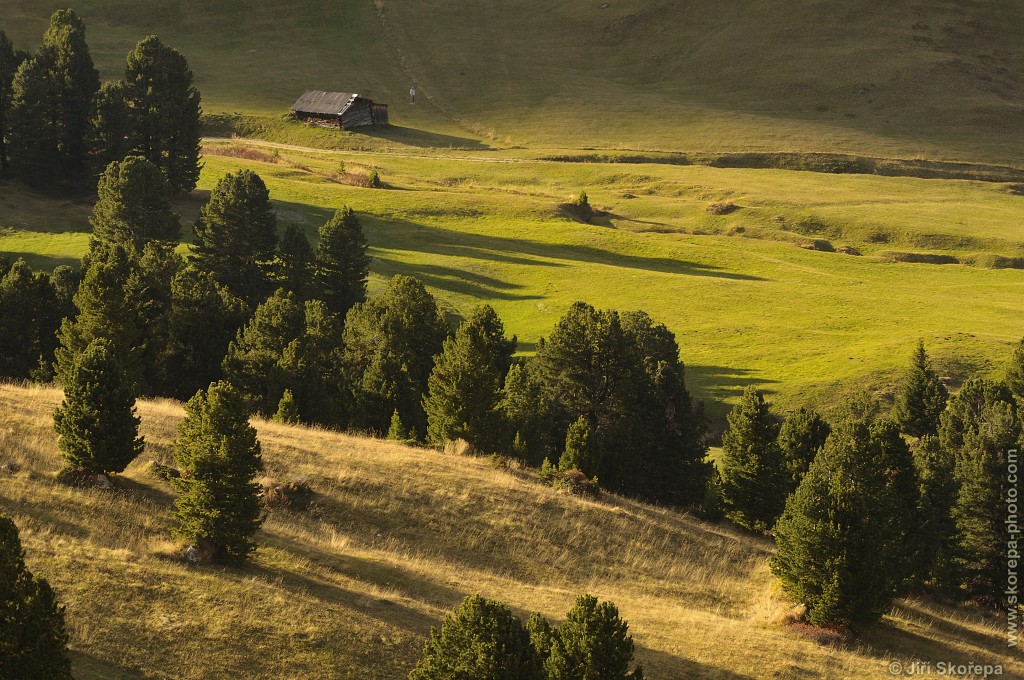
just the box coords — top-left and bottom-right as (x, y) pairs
(291, 90), (389, 129)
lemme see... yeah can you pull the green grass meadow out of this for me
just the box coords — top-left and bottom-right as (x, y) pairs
(4, 143), (1023, 426)
(0, 0), (1023, 420)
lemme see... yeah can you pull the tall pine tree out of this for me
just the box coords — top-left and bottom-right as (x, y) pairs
(893, 340), (948, 438)
(55, 242), (146, 390)
(91, 155), (180, 248)
(423, 305), (516, 452)
(276, 224), (313, 298)
(343, 275), (448, 437)
(0, 260), (60, 379)
(314, 206), (370, 317)
(7, 49), (60, 188)
(951, 397), (1020, 607)
(193, 169), (278, 302)
(161, 266), (248, 401)
(222, 289), (306, 416)
(86, 80), (132, 180)
(771, 404), (919, 630)
(53, 339), (143, 475)
(124, 36), (202, 192)
(719, 386), (786, 531)
(41, 8), (99, 184)
(0, 514), (72, 679)
(777, 407), (830, 492)
(0, 31), (29, 175)
(171, 381), (263, 562)
(559, 416), (599, 475)
(1006, 336), (1024, 402)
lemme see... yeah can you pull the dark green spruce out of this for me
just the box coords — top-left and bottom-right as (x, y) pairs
(0, 514), (73, 679)
(719, 386), (786, 531)
(423, 305), (516, 452)
(53, 339), (143, 475)
(171, 381), (264, 563)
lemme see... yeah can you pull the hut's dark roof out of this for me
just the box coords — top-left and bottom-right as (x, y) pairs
(292, 90), (360, 116)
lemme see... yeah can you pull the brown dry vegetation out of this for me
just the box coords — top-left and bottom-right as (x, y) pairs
(0, 382), (1017, 679)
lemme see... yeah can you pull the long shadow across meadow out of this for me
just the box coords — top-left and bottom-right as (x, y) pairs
(358, 214), (768, 282)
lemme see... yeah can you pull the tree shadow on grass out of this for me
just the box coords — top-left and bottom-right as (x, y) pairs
(0, 251), (82, 270)
(631, 644), (757, 679)
(359, 215), (767, 281)
(856, 600), (1017, 670)
(262, 198), (767, 282)
(373, 256), (543, 301)
(353, 124), (493, 150)
(70, 650), (148, 679)
(239, 526), (462, 634)
(687, 365), (777, 399)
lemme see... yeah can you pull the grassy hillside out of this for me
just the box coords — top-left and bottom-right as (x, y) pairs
(0, 382), (1017, 679)
(3, 143), (1023, 424)
(2, 0), (1024, 161)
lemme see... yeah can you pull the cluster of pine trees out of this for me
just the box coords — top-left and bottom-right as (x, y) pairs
(716, 340), (1024, 630)
(0, 11), (200, 192)
(412, 594), (644, 680)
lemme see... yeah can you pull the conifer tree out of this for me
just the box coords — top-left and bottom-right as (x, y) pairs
(124, 36), (202, 192)
(0, 260), (60, 379)
(277, 224), (313, 298)
(893, 340), (948, 438)
(343, 275), (448, 437)
(501, 363), (554, 465)
(86, 81), (132, 181)
(951, 398), (1020, 607)
(222, 289), (305, 415)
(410, 594), (544, 680)
(771, 405), (919, 630)
(913, 435), (959, 591)
(719, 386), (786, 531)
(53, 339), (143, 474)
(223, 293), (346, 426)
(171, 381), (263, 562)
(559, 416), (599, 475)
(387, 409), (408, 441)
(530, 304), (709, 503)
(161, 266), (248, 401)
(777, 407), (830, 491)
(273, 390), (300, 424)
(314, 207), (370, 317)
(526, 612), (555, 665)
(55, 242), (146, 390)
(0, 31), (29, 175)
(0, 514), (72, 679)
(1006, 336), (1024, 401)
(129, 242), (183, 394)
(193, 169), (278, 302)
(41, 8), (99, 184)
(7, 49), (60, 188)
(424, 305), (516, 452)
(91, 156), (180, 248)
(546, 595), (644, 680)
(286, 300), (347, 426)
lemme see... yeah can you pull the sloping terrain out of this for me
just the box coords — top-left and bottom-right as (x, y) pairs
(0, 382), (1017, 678)
(1, 0), (1023, 160)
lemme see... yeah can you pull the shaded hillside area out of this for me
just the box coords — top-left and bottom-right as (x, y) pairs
(0, 383), (1016, 678)
(1, 1), (1023, 161)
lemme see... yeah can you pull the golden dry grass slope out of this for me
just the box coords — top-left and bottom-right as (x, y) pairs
(0, 382), (1017, 679)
